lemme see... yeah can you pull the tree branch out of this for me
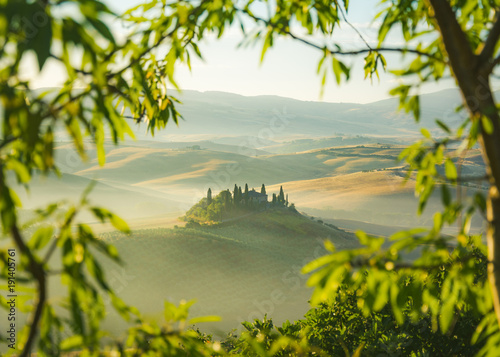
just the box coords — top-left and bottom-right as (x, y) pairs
(0, 137), (16, 151)
(238, 8), (445, 63)
(427, 0), (477, 97)
(479, 12), (500, 71)
(10, 223), (46, 357)
(106, 2), (207, 81)
(43, 237), (58, 265)
(486, 53), (500, 74)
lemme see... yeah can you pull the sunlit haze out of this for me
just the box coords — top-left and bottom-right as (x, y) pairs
(26, 0), (458, 104)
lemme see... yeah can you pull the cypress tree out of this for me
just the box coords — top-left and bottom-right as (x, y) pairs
(233, 184), (239, 205)
(207, 188), (212, 205)
(272, 193), (277, 205)
(279, 186), (285, 205)
(261, 184), (266, 195)
(286, 194), (288, 207)
(224, 189), (231, 211)
(244, 183), (249, 204)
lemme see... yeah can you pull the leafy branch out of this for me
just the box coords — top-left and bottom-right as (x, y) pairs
(237, 7), (446, 63)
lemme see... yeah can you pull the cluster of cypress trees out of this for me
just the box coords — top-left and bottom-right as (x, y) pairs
(185, 184), (291, 224)
(207, 184), (288, 208)
(270, 186), (288, 207)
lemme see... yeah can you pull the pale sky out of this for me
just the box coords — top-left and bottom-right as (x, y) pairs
(29, 0), (456, 104)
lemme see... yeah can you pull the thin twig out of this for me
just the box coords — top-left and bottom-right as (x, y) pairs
(43, 237), (58, 265)
(338, 3), (372, 50)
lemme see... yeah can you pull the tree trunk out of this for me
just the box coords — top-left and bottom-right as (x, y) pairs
(487, 186), (500, 324)
(428, 0), (500, 328)
(462, 80), (500, 329)
(471, 84), (500, 327)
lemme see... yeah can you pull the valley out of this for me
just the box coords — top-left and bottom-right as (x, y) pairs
(6, 89), (488, 336)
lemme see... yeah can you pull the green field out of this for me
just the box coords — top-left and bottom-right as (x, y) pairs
(94, 209), (358, 335)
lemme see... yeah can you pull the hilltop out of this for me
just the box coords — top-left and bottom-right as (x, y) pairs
(181, 183), (293, 225)
(98, 208), (358, 334)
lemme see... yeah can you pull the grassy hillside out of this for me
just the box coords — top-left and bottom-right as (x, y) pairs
(11, 171), (185, 224)
(64, 143), (407, 195)
(97, 209), (358, 335)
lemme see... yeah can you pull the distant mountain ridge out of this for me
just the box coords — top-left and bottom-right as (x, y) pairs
(28, 87), (475, 142)
(169, 88), (466, 139)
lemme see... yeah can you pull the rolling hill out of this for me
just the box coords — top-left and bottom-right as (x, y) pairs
(4, 88), (490, 344)
(82, 209), (358, 335)
(44, 140), (486, 232)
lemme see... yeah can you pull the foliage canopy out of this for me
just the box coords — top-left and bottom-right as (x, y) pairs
(2, 0), (500, 356)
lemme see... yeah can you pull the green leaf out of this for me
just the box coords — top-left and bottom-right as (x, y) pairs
(440, 301), (455, 333)
(110, 294), (133, 321)
(87, 18), (116, 44)
(109, 213), (130, 233)
(441, 185), (451, 206)
(433, 212), (443, 231)
(324, 239), (336, 252)
(474, 193), (486, 213)
(80, 180), (97, 205)
(408, 95), (420, 122)
(164, 300), (178, 322)
(32, 16), (53, 70)
(260, 31), (273, 63)
(85, 255), (110, 291)
(390, 284), (404, 325)
(420, 128), (432, 139)
(356, 230), (370, 246)
(302, 254), (336, 274)
(62, 238), (74, 267)
(481, 116), (494, 135)
(6, 159), (31, 183)
(28, 226), (54, 250)
(332, 57), (342, 84)
(95, 122), (106, 166)
(445, 159), (457, 181)
(188, 315), (222, 324)
(373, 279), (390, 311)
(390, 228), (428, 241)
(61, 335), (84, 350)
(435, 119), (451, 134)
